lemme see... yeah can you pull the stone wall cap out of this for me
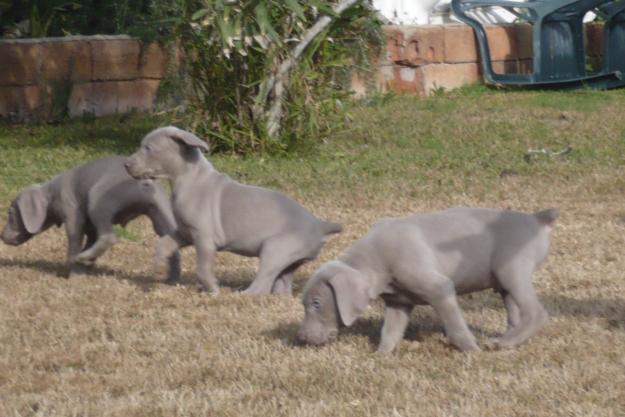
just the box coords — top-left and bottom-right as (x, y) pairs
(0, 35), (134, 44)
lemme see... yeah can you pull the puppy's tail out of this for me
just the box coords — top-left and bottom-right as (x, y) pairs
(321, 221), (343, 235)
(535, 208), (559, 226)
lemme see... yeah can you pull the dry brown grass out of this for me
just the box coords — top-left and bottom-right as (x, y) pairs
(1, 88), (625, 416)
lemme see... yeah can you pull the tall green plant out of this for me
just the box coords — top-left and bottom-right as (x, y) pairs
(171, 0), (382, 154)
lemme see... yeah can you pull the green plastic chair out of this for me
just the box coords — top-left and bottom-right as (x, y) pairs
(599, 1), (625, 73)
(451, 0), (625, 89)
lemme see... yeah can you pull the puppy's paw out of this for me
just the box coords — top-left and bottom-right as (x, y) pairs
(484, 339), (504, 351)
(74, 253), (95, 266)
(489, 337), (515, 350)
(153, 257), (170, 280)
(241, 283), (271, 296)
(69, 263), (91, 278)
(197, 284), (220, 296)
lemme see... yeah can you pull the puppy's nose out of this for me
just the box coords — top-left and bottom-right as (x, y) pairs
(295, 328), (309, 345)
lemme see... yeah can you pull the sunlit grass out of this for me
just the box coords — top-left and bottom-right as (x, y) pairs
(1, 87), (625, 416)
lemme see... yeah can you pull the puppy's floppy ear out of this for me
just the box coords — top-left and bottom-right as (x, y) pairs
(169, 128), (209, 152)
(16, 186), (48, 234)
(328, 267), (370, 326)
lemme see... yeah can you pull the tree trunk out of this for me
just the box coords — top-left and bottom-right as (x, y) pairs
(255, 0), (361, 138)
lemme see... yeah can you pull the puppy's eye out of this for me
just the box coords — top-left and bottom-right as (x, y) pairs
(144, 145), (152, 153)
(312, 299), (321, 310)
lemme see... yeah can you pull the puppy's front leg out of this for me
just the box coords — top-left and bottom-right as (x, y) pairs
(195, 238), (219, 295)
(378, 302), (414, 354)
(155, 231), (186, 280)
(403, 272), (480, 352)
(65, 213), (87, 277)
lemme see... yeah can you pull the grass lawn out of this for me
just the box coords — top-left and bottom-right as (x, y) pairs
(1, 86), (625, 416)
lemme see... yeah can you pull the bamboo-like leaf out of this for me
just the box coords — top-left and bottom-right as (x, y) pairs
(308, 0), (339, 17)
(191, 8), (210, 21)
(254, 2), (280, 42)
(284, 0), (306, 20)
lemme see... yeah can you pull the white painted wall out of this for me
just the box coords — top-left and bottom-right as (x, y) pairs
(371, 0), (597, 25)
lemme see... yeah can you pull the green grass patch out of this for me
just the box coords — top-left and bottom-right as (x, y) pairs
(1, 87), (624, 207)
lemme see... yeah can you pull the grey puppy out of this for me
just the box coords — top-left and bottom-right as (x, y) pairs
(124, 126), (342, 295)
(1, 156), (180, 279)
(296, 207), (558, 352)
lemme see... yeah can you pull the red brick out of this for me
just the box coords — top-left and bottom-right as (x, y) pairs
(485, 24), (532, 61)
(418, 63), (480, 95)
(491, 59), (534, 75)
(40, 40), (91, 82)
(585, 22), (604, 56)
(383, 26), (405, 64)
(0, 41), (42, 85)
(374, 65), (394, 93)
(515, 24), (533, 59)
(443, 25), (478, 63)
(518, 58), (533, 74)
(388, 66), (426, 94)
(403, 26), (445, 66)
(90, 38), (141, 80)
(443, 24), (533, 63)
(140, 42), (168, 78)
(68, 80), (160, 117)
(117, 79), (160, 113)
(491, 60), (520, 75)
(350, 71), (367, 98)
(0, 85), (45, 117)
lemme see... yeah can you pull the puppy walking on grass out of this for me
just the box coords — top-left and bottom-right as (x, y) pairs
(1, 156), (181, 279)
(297, 207), (558, 352)
(125, 126), (342, 296)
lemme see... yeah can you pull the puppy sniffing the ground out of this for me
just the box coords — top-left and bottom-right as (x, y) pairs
(125, 126), (342, 295)
(1, 156), (180, 279)
(296, 208), (558, 352)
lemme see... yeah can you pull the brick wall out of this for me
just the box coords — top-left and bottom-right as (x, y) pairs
(0, 35), (169, 120)
(352, 23), (604, 97)
(0, 24), (606, 120)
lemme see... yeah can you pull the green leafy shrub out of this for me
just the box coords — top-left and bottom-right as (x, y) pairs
(0, 0), (383, 155)
(0, 1), (164, 40)
(169, 0), (383, 154)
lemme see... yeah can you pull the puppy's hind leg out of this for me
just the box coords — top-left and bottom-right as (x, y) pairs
(243, 235), (313, 295)
(410, 272), (480, 352)
(66, 212), (89, 277)
(492, 265), (548, 348)
(194, 237), (220, 295)
(75, 209), (117, 265)
(148, 206), (181, 283)
(271, 272), (293, 295)
(83, 222), (98, 251)
(499, 289), (521, 333)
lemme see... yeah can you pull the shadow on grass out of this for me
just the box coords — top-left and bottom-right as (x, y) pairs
(542, 295), (625, 329)
(262, 321), (301, 347)
(262, 309), (491, 351)
(216, 272), (257, 292)
(0, 257), (181, 292)
(0, 256), (260, 293)
(459, 291), (625, 330)
(265, 292), (625, 350)
(342, 313), (501, 348)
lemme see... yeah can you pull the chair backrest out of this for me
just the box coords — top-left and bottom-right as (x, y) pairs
(451, 0), (625, 87)
(602, 2), (625, 72)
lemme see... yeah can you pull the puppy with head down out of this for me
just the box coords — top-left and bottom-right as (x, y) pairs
(1, 156), (180, 279)
(297, 207), (558, 352)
